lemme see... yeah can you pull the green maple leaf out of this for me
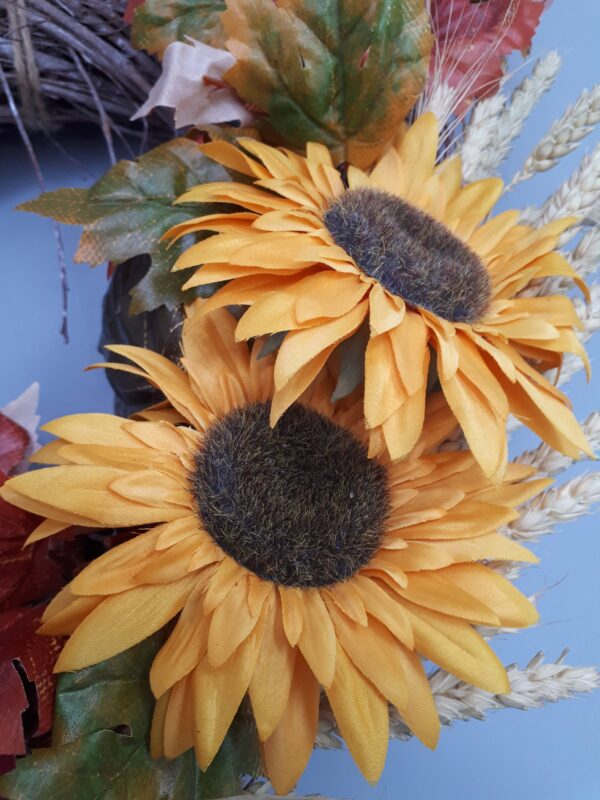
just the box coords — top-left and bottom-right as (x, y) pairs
(0, 632), (260, 800)
(223, 0), (433, 168)
(132, 0), (227, 56)
(19, 139), (227, 313)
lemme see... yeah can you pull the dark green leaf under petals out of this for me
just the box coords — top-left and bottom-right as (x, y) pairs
(0, 632), (261, 800)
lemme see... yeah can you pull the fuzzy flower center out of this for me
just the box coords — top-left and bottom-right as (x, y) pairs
(324, 187), (492, 323)
(192, 402), (389, 588)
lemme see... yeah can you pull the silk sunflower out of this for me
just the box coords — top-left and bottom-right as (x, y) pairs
(166, 112), (592, 481)
(1, 302), (548, 793)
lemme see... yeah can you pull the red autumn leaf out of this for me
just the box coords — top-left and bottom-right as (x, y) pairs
(430, 0), (549, 104)
(0, 606), (64, 751)
(0, 477), (65, 612)
(0, 660), (29, 758)
(0, 414), (29, 476)
(123, 0), (145, 24)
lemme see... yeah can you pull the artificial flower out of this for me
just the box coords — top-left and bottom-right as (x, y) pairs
(166, 112), (591, 480)
(1, 302), (547, 792)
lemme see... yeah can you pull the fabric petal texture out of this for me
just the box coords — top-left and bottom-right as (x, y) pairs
(166, 112), (591, 480)
(1, 301), (547, 793)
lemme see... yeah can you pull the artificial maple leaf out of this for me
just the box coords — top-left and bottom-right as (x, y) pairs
(0, 415), (29, 477)
(0, 660), (29, 773)
(0, 607), (64, 760)
(222, 0), (433, 168)
(0, 478), (64, 612)
(430, 0), (549, 104)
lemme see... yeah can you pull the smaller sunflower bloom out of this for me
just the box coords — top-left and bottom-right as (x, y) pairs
(1, 303), (548, 793)
(167, 112), (592, 480)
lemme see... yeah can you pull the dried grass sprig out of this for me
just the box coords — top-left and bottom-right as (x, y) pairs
(521, 141), (600, 231)
(508, 472), (600, 542)
(462, 52), (561, 182)
(510, 84), (600, 187)
(317, 652), (600, 747)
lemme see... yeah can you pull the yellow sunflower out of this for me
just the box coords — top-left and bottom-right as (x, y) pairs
(1, 302), (547, 793)
(167, 112), (592, 481)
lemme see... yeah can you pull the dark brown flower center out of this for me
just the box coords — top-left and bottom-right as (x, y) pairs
(324, 187), (491, 323)
(192, 402), (389, 587)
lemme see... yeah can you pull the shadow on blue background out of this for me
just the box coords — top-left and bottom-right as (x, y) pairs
(0, 2), (599, 797)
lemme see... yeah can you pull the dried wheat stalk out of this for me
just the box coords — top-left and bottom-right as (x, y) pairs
(317, 652), (600, 748)
(511, 84), (600, 187)
(461, 52), (562, 182)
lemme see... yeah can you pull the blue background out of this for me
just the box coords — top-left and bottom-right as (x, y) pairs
(1, 2), (599, 797)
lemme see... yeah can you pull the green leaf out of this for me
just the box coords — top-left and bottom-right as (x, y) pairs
(0, 632), (261, 800)
(132, 0), (227, 55)
(19, 139), (226, 266)
(19, 138), (227, 312)
(331, 321), (369, 402)
(128, 237), (217, 315)
(223, 0), (433, 168)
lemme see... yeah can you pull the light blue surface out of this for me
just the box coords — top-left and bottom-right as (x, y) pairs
(0, 2), (599, 797)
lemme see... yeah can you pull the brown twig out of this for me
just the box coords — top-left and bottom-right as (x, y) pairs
(0, 0), (171, 138)
(69, 47), (116, 165)
(0, 61), (69, 343)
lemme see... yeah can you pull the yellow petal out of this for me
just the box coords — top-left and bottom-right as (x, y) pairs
(279, 586), (305, 646)
(323, 582), (368, 626)
(395, 646), (440, 748)
(398, 572), (501, 625)
(440, 370), (507, 481)
(369, 147), (407, 196)
(38, 590), (103, 636)
(42, 413), (138, 446)
(270, 344), (337, 425)
(325, 642), (389, 784)
(150, 691), (169, 759)
(440, 564), (538, 627)
(396, 112), (439, 200)
(5, 466), (186, 527)
(364, 332), (407, 428)
(369, 285), (405, 335)
(435, 155), (462, 204)
(381, 359), (428, 461)
(262, 653), (320, 795)
(446, 178), (504, 239)
(70, 529), (162, 595)
(298, 590), (337, 688)
(249, 595), (297, 741)
(201, 140), (268, 177)
(353, 576), (414, 648)
(163, 674), (195, 758)
(404, 602), (510, 694)
(208, 577), (259, 667)
(176, 181), (293, 212)
(274, 301), (369, 389)
(150, 586), (210, 698)
(398, 498), (518, 539)
(328, 606), (408, 711)
(192, 628), (259, 770)
(55, 575), (196, 672)
(103, 345), (207, 429)
(294, 271), (369, 323)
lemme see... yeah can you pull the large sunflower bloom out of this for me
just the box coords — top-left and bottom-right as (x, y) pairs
(1, 303), (547, 793)
(167, 112), (592, 480)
